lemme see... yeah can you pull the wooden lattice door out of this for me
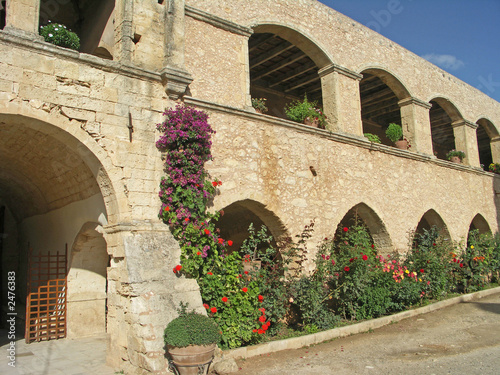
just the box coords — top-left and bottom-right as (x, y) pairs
(25, 246), (68, 343)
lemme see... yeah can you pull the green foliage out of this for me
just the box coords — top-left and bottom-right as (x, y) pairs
(284, 95), (327, 128)
(251, 98), (268, 113)
(385, 123), (403, 143)
(164, 305), (221, 347)
(39, 22), (80, 50)
(489, 163), (500, 174)
(446, 149), (466, 161)
(364, 133), (381, 143)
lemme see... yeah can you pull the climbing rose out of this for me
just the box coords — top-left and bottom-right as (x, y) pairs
(344, 266), (350, 272)
(211, 307), (217, 313)
(227, 240), (233, 246)
(242, 287), (248, 293)
(343, 227), (348, 232)
(222, 296), (228, 303)
(362, 255), (368, 261)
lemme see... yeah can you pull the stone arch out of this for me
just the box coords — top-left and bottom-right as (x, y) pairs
(358, 68), (411, 147)
(248, 23), (333, 119)
(414, 209), (451, 240)
(468, 213), (491, 235)
(67, 222), (109, 338)
(335, 203), (392, 254)
(476, 118), (499, 169)
(428, 97), (463, 160)
(0, 0), (5, 29)
(39, 0), (115, 58)
(216, 199), (289, 252)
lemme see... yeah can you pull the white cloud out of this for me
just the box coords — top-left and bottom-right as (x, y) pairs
(421, 53), (465, 70)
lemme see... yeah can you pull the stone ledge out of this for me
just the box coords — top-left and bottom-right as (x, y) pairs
(185, 5), (253, 37)
(223, 286), (500, 360)
(184, 96), (494, 178)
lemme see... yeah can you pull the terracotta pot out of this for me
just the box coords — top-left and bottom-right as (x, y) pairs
(167, 344), (216, 375)
(303, 117), (319, 127)
(394, 140), (408, 150)
(450, 156), (462, 163)
(255, 108), (262, 114)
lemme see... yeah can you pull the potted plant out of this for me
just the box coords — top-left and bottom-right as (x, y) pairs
(284, 95), (327, 129)
(251, 97), (268, 114)
(446, 150), (466, 163)
(489, 163), (500, 174)
(364, 133), (381, 143)
(39, 21), (80, 51)
(385, 123), (407, 149)
(164, 303), (221, 375)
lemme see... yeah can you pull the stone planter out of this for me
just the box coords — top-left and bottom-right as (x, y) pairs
(167, 344), (216, 375)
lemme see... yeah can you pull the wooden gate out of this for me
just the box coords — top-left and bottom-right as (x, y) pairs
(25, 246), (68, 343)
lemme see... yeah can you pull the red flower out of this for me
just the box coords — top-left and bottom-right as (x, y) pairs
(262, 324), (268, 331)
(349, 258), (354, 263)
(212, 181), (218, 187)
(218, 238), (224, 244)
(344, 266), (350, 272)
(207, 272), (213, 275)
(218, 181), (222, 186)
(460, 263), (464, 268)
(242, 287), (248, 293)
(173, 267), (177, 273)
(258, 295), (264, 301)
(204, 229), (210, 235)
(222, 296), (228, 303)
(165, 206), (170, 211)
(259, 308), (265, 313)
(227, 240), (233, 246)
(371, 244), (375, 248)
(203, 303), (209, 309)
(259, 315), (266, 322)
(362, 255), (368, 261)
(266, 321), (271, 327)
(197, 251), (201, 255)
(258, 329), (264, 334)
(331, 260), (335, 266)
(244, 271), (249, 275)
(184, 217), (189, 222)
(420, 269), (424, 273)
(252, 329), (258, 333)
(433, 243), (436, 246)
(211, 307), (217, 313)
(343, 227), (349, 232)
(173, 265), (182, 273)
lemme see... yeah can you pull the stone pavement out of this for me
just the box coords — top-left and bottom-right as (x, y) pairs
(0, 332), (117, 375)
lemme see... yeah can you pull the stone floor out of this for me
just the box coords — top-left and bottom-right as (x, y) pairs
(0, 331), (117, 375)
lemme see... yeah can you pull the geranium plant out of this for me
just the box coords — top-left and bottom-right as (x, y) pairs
(489, 163), (500, 174)
(446, 150), (466, 161)
(39, 21), (80, 50)
(284, 95), (327, 128)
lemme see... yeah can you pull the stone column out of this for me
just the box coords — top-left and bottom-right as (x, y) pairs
(490, 137), (500, 165)
(319, 63), (363, 135)
(398, 97), (433, 155)
(114, 0), (134, 63)
(4, 0), (40, 36)
(452, 119), (479, 166)
(104, 221), (204, 374)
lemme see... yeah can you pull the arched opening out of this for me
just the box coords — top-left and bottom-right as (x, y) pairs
(414, 209), (451, 243)
(67, 222), (109, 338)
(468, 214), (491, 235)
(0, 0), (6, 30)
(0, 114), (113, 341)
(248, 24), (330, 120)
(39, 0), (115, 58)
(216, 199), (287, 252)
(359, 69), (410, 147)
(476, 118), (498, 170)
(335, 203), (392, 254)
(429, 98), (462, 160)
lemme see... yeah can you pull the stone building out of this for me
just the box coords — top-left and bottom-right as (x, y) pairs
(0, 0), (499, 373)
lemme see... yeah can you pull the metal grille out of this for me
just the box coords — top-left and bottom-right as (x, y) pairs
(25, 246), (67, 343)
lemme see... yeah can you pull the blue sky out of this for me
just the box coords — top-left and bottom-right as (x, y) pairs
(318, 0), (500, 103)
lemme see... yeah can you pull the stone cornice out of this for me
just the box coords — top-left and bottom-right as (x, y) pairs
(104, 221), (170, 234)
(160, 65), (193, 100)
(318, 63), (362, 81)
(398, 97), (432, 109)
(184, 96), (490, 178)
(452, 119), (478, 129)
(185, 5), (253, 37)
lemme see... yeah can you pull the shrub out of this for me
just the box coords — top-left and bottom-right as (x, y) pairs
(489, 163), (500, 174)
(364, 133), (381, 143)
(39, 22), (80, 50)
(385, 123), (403, 143)
(284, 95), (327, 128)
(446, 150), (466, 161)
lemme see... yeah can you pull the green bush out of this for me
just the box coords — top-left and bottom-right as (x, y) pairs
(385, 123), (403, 143)
(39, 22), (80, 50)
(364, 133), (381, 143)
(164, 308), (221, 348)
(284, 95), (327, 128)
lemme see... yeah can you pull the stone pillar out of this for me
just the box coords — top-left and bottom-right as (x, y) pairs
(4, 0), (40, 36)
(319, 63), (363, 135)
(398, 97), (433, 155)
(452, 119), (479, 166)
(490, 137), (500, 164)
(104, 222), (204, 374)
(114, 0), (134, 63)
(160, 0), (193, 100)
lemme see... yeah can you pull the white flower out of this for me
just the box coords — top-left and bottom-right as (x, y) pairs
(54, 28), (58, 31)
(48, 33), (53, 37)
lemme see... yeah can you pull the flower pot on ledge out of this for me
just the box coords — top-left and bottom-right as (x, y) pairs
(303, 117), (319, 128)
(450, 156), (462, 164)
(394, 140), (408, 150)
